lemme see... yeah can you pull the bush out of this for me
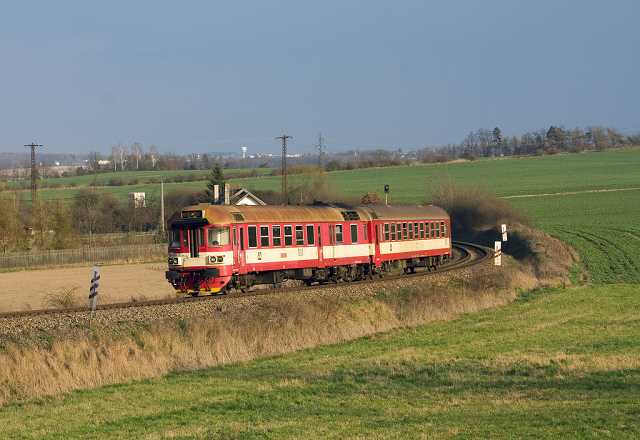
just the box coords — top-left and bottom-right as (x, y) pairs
(430, 181), (527, 237)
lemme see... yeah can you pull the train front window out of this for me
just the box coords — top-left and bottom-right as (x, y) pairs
(208, 226), (230, 247)
(170, 229), (181, 248)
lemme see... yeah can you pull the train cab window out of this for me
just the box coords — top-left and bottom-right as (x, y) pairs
(260, 226), (270, 247)
(391, 224), (396, 240)
(248, 226), (257, 248)
(335, 224), (343, 243)
(182, 230), (188, 247)
(384, 223), (390, 241)
(419, 223), (425, 239)
(208, 227), (230, 246)
(306, 225), (315, 245)
(170, 229), (181, 247)
(350, 224), (358, 243)
(272, 225), (282, 246)
(284, 226), (293, 246)
(295, 225), (304, 245)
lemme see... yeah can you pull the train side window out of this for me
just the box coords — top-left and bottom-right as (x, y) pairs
(240, 227), (245, 250)
(363, 224), (368, 241)
(419, 222), (424, 239)
(335, 224), (343, 243)
(431, 222), (435, 238)
(408, 223), (414, 240)
(318, 226), (322, 246)
(350, 224), (358, 243)
(414, 222), (419, 238)
(295, 225), (304, 245)
(391, 223), (396, 240)
(442, 222), (447, 237)
(284, 225), (293, 246)
(248, 226), (257, 248)
(402, 223), (408, 240)
(306, 225), (315, 245)
(384, 223), (390, 241)
(435, 222), (440, 238)
(272, 225), (281, 246)
(260, 226), (269, 247)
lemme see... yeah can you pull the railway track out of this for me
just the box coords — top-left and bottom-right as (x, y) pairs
(0, 241), (491, 320)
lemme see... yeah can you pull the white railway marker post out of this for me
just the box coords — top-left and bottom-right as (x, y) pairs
(501, 224), (508, 242)
(89, 266), (100, 312)
(494, 241), (502, 266)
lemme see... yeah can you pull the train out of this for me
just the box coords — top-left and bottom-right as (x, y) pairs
(166, 203), (452, 295)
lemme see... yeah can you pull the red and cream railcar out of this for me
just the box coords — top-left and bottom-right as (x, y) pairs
(370, 205), (452, 272)
(166, 204), (451, 295)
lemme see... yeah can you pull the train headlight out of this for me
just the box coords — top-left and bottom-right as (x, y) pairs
(208, 255), (225, 264)
(168, 257), (181, 265)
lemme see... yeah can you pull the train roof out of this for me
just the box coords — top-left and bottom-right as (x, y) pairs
(364, 205), (450, 221)
(177, 203), (449, 226)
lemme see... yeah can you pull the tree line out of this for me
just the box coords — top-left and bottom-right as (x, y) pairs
(419, 125), (637, 163)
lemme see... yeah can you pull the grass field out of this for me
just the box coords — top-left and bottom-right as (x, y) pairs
(511, 189), (640, 284)
(1, 283), (637, 438)
(10, 148), (640, 204)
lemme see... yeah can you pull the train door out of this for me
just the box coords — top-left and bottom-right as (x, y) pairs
(374, 222), (381, 266)
(317, 225), (324, 267)
(238, 226), (246, 271)
(187, 228), (200, 258)
(232, 226), (240, 273)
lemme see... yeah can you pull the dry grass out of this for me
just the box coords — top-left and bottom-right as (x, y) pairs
(0, 278), (517, 406)
(42, 287), (82, 309)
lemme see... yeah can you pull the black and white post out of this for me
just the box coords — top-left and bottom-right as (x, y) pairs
(89, 266), (100, 312)
(501, 224), (508, 242)
(494, 241), (502, 266)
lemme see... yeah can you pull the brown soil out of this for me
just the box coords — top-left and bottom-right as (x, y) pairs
(0, 263), (175, 312)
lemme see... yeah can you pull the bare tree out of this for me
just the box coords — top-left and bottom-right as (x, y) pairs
(131, 142), (143, 170)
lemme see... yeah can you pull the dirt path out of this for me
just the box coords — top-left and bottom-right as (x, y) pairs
(501, 187), (640, 199)
(0, 263), (175, 313)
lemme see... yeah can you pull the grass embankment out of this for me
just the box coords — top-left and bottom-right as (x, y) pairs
(1, 283), (637, 438)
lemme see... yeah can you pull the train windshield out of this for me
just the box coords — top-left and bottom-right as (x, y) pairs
(207, 226), (230, 247)
(169, 229), (181, 248)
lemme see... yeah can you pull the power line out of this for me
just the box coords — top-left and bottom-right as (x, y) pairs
(275, 133), (293, 204)
(24, 142), (43, 203)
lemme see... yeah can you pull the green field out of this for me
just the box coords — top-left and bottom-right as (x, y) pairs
(11, 148), (640, 205)
(2, 284), (638, 438)
(511, 190), (640, 284)
(235, 148), (640, 203)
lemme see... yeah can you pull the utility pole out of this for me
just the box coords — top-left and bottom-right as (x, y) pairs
(160, 178), (165, 234)
(316, 132), (325, 169)
(275, 133), (293, 204)
(24, 142), (43, 204)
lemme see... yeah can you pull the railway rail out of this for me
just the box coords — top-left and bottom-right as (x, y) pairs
(0, 241), (491, 320)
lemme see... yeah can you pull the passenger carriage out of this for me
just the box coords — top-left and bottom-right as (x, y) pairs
(166, 204), (451, 295)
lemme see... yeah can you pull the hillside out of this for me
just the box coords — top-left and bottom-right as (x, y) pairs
(1, 283), (637, 438)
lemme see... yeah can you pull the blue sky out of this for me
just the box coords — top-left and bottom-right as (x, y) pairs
(0, 1), (638, 154)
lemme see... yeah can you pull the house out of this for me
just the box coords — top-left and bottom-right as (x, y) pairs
(229, 188), (266, 206)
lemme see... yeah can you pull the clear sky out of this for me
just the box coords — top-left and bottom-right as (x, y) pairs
(1, 0), (638, 154)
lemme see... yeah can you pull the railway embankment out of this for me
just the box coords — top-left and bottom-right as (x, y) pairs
(0, 223), (575, 406)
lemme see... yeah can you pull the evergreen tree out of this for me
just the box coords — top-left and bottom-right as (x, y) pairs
(205, 162), (225, 203)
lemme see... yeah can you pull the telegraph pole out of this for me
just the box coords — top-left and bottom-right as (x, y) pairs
(24, 142), (43, 203)
(275, 133), (293, 204)
(316, 132), (325, 169)
(160, 178), (165, 234)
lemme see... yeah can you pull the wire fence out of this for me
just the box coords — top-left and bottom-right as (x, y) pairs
(0, 244), (166, 270)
